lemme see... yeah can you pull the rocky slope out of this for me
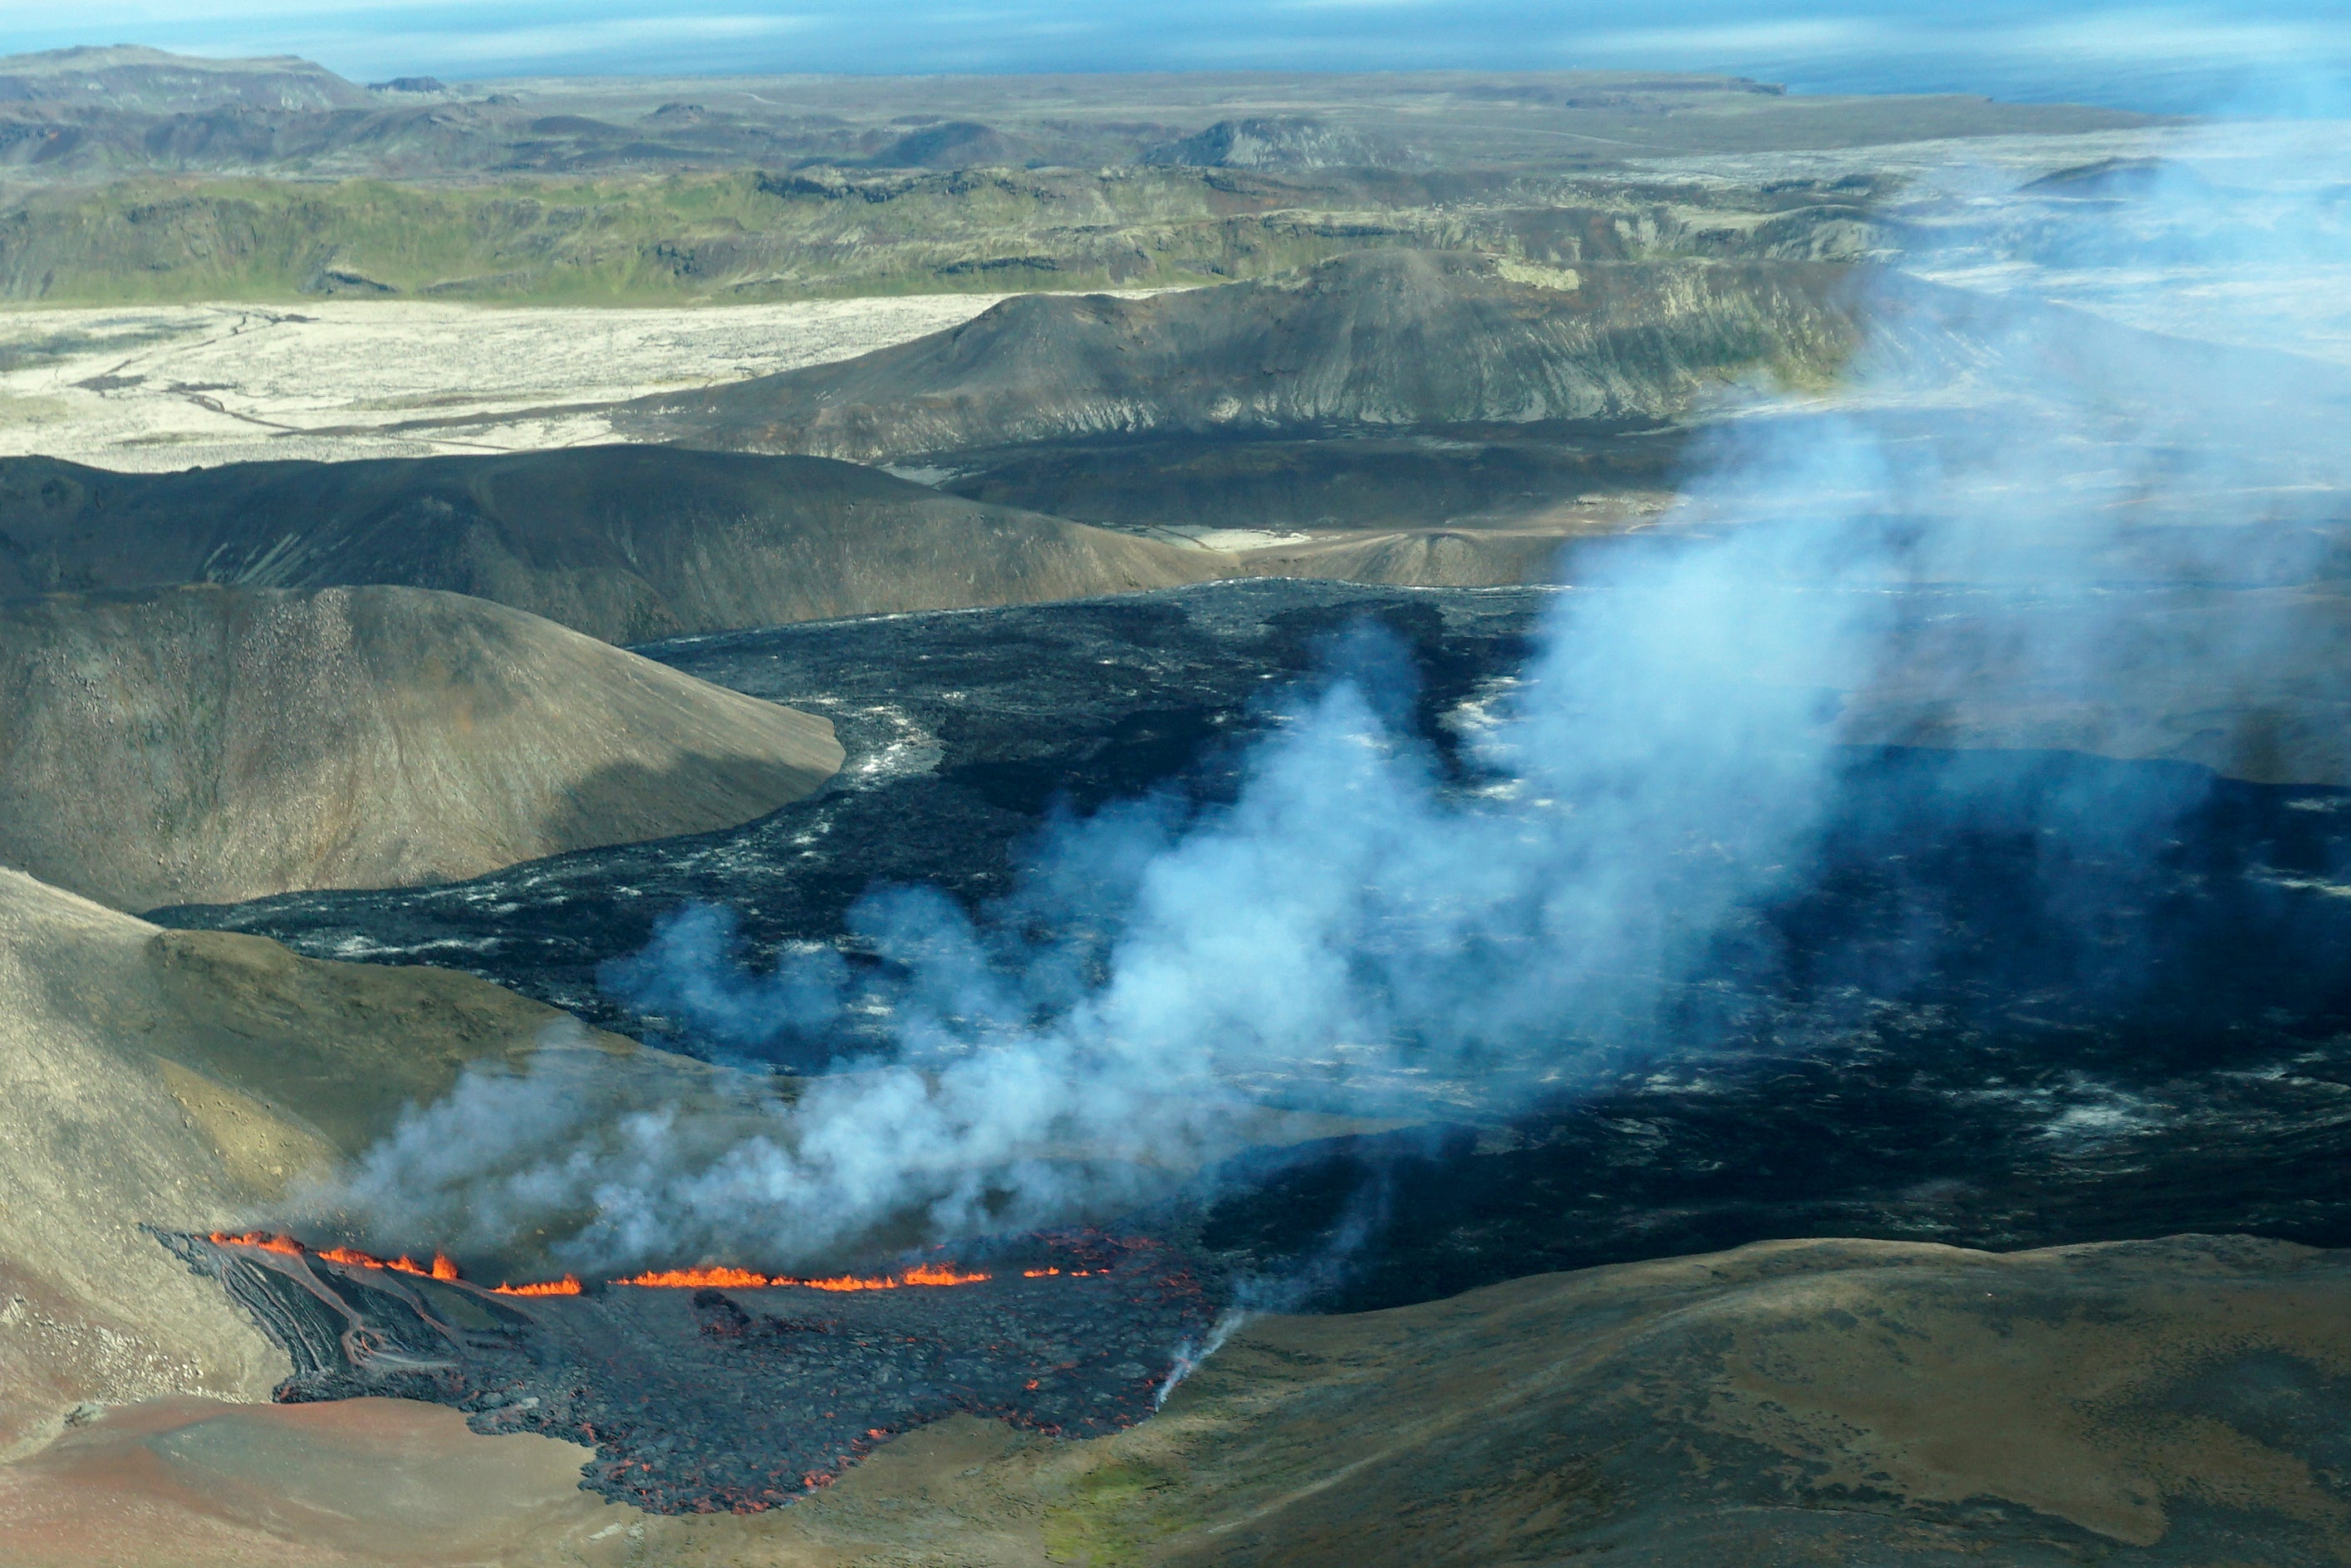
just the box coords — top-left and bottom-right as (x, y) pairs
(0, 448), (1225, 643)
(0, 865), (695, 1463)
(619, 252), (1878, 461)
(0, 583), (842, 909)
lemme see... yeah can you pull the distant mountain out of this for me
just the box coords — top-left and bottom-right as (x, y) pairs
(0, 45), (370, 112)
(0, 68), (2153, 187)
(615, 247), (2351, 471)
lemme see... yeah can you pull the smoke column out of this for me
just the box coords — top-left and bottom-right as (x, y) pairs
(313, 105), (2351, 1275)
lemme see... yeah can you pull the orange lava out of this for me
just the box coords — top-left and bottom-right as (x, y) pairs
(1023, 1267), (1061, 1277)
(900, 1263), (989, 1286)
(491, 1274), (584, 1297)
(209, 1231), (304, 1257)
(213, 1234), (467, 1285)
(613, 1262), (991, 1291)
(616, 1265), (778, 1289)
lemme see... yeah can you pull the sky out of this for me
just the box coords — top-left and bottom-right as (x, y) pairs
(0, 1), (2343, 111)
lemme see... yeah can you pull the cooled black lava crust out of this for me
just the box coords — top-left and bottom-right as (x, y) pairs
(154, 581), (1544, 1041)
(160, 1230), (1216, 1513)
(155, 581), (2351, 1312)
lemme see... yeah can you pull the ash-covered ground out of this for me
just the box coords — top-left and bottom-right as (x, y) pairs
(159, 581), (2351, 1312)
(160, 1229), (1216, 1513)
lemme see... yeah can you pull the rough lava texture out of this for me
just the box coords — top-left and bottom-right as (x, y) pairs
(0, 865), (685, 1463)
(0, 448), (1227, 644)
(164, 1227), (1219, 1515)
(619, 252), (1877, 462)
(0, 582), (842, 909)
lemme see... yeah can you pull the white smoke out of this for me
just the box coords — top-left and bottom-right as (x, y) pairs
(316, 105), (2351, 1278)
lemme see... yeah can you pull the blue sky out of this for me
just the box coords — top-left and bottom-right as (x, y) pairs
(0, 2), (2342, 110)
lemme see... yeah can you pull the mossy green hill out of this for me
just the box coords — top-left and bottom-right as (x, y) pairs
(0, 164), (1897, 304)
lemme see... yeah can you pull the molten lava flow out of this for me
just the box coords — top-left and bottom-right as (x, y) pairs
(899, 1263), (989, 1286)
(209, 1230), (305, 1256)
(493, 1274), (584, 1297)
(1023, 1268), (1061, 1277)
(293, 1243), (464, 1281)
(212, 1233), (469, 1285)
(619, 1266), (778, 1289)
(614, 1263), (991, 1291)
(794, 1272), (911, 1292)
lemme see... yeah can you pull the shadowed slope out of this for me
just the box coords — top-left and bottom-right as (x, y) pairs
(617, 251), (1879, 461)
(0, 447), (1225, 644)
(0, 583), (842, 909)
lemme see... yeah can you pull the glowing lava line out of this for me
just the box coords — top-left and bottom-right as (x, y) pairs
(613, 1262), (990, 1291)
(208, 1232), (579, 1296)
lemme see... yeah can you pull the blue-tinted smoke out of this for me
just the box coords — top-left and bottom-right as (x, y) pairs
(317, 105), (2351, 1273)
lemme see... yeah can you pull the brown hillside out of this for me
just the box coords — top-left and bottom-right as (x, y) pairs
(0, 583), (842, 909)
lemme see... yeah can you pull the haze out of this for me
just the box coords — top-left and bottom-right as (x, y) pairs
(1, 1), (2343, 109)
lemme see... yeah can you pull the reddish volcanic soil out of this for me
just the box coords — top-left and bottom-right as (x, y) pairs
(0, 1397), (613, 1568)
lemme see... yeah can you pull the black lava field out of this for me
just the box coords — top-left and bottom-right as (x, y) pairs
(162, 1228), (1217, 1514)
(161, 581), (2351, 1316)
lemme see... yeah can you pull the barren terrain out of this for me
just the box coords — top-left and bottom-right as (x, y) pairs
(0, 447), (1225, 642)
(9, 1235), (2349, 1566)
(0, 294), (1006, 468)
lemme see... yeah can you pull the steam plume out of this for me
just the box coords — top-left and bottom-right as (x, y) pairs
(315, 108), (2351, 1276)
